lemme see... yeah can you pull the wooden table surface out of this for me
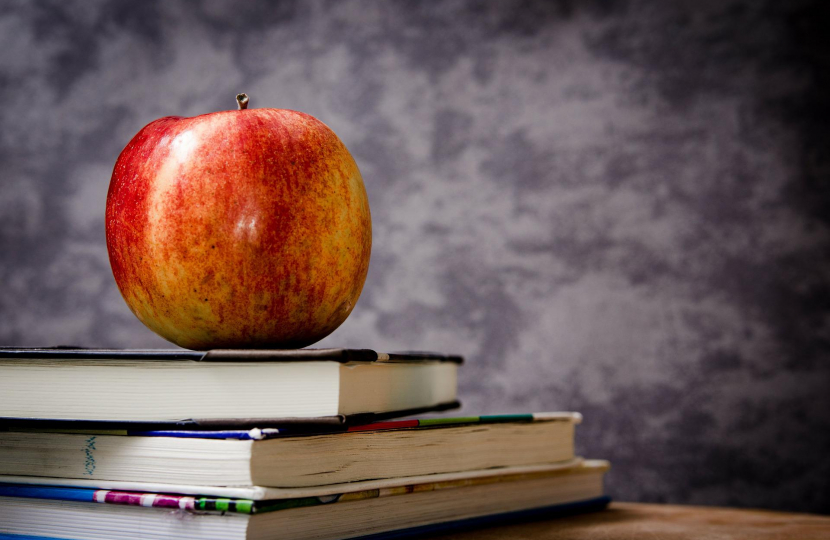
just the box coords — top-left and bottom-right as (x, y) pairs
(430, 502), (830, 540)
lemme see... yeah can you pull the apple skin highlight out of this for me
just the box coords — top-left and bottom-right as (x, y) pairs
(106, 102), (371, 350)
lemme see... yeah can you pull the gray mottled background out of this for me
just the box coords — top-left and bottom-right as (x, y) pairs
(1, 0), (829, 514)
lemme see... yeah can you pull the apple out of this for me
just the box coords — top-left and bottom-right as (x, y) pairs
(106, 94), (371, 349)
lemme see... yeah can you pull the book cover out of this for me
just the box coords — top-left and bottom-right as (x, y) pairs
(5, 412), (581, 439)
(0, 347), (464, 364)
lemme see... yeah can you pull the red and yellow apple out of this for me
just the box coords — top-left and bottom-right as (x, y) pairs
(106, 94), (371, 349)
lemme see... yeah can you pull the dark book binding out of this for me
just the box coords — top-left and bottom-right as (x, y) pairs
(0, 347), (463, 364)
(0, 401), (462, 431)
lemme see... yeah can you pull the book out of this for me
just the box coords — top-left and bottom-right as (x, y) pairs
(0, 348), (461, 427)
(0, 413), (580, 488)
(0, 460), (610, 540)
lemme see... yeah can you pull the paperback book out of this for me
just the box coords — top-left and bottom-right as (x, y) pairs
(0, 413), (581, 487)
(0, 460), (611, 540)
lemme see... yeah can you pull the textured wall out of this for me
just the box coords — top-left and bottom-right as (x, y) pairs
(1, 0), (829, 513)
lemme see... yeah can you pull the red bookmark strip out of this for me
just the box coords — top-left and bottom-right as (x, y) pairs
(347, 420), (420, 432)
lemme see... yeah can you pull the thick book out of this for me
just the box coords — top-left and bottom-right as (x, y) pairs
(0, 348), (461, 428)
(0, 413), (580, 488)
(0, 460), (610, 540)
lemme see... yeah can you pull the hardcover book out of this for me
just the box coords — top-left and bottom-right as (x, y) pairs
(0, 348), (461, 428)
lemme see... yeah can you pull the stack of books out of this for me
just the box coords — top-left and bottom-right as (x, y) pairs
(0, 347), (610, 539)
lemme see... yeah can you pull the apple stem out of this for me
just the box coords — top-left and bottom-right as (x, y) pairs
(236, 93), (249, 110)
